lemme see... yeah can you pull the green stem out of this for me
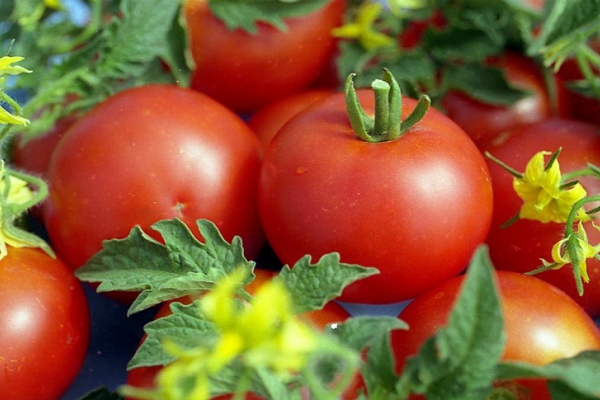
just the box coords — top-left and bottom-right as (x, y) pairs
(344, 69), (430, 143)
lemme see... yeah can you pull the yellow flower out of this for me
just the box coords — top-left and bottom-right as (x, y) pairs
(0, 56), (31, 126)
(0, 162), (38, 258)
(388, 0), (428, 17)
(332, 2), (396, 51)
(542, 221), (600, 284)
(513, 151), (589, 223)
(0, 56), (32, 79)
(0, 107), (29, 126)
(147, 268), (317, 400)
(44, 0), (63, 9)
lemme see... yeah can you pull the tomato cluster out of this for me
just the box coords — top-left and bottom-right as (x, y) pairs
(6, 0), (600, 399)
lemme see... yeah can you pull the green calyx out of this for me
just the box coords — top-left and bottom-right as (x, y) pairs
(345, 68), (431, 143)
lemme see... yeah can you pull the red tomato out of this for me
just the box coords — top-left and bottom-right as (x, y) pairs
(11, 115), (76, 179)
(257, 90), (494, 304)
(0, 247), (90, 400)
(391, 271), (600, 400)
(43, 84), (265, 273)
(480, 118), (600, 317)
(441, 52), (570, 145)
(125, 268), (356, 399)
(184, 0), (345, 113)
(247, 88), (336, 150)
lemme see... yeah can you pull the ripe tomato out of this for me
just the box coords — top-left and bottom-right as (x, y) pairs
(441, 52), (570, 145)
(184, 0), (345, 113)
(480, 118), (600, 317)
(11, 114), (77, 179)
(43, 84), (265, 273)
(258, 89), (494, 304)
(247, 88), (336, 150)
(125, 268), (355, 399)
(391, 270), (600, 400)
(0, 247), (90, 400)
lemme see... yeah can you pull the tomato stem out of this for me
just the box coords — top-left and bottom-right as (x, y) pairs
(344, 69), (431, 143)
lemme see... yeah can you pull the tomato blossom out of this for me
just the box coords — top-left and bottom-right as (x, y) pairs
(129, 268), (318, 400)
(331, 2), (396, 51)
(0, 56), (31, 126)
(43, 0), (63, 9)
(513, 151), (589, 223)
(541, 221), (600, 285)
(0, 162), (40, 258)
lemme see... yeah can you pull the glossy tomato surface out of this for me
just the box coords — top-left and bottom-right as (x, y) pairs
(441, 52), (569, 145)
(391, 270), (600, 400)
(247, 88), (336, 150)
(184, 0), (345, 113)
(44, 84), (265, 271)
(0, 247), (90, 400)
(480, 118), (600, 317)
(258, 91), (494, 304)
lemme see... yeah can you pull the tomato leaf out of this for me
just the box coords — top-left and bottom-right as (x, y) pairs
(127, 300), (218, 369)
(276, 253), (378, 314)
(17, 0), (185, 140)
(208, 0), (331, 33)
(331, 316), (407, 398)
(76, 386), (124, 400)
(395, 245), (506, 400)
(441, 63), (531, 106)
(496, 350), (600, 398)
(76, 218), (255, 316)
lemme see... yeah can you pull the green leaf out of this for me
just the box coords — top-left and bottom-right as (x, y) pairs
(529, 0), (600, 68)
(276, 253), (378, 314)
(496, 350), (600, 398)
(18, 0), (185, 139)
(332, 315), (408, 353)
(208, 0), (330, 33)
(76, 387), (124, 400)
(441, 63), (531, 106)
(423, 28), (504, 63)
(332, 316), (407, 399)
(96, 0), (181, 78)
(396, 245), (505, 400)
(127, 300), (218, 369)
(76, 218), (255, 315)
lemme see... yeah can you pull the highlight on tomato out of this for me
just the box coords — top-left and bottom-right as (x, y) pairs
(258, 69), (494, 304)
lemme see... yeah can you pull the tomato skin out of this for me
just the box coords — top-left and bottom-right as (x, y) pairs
(184, 0), (345, 113)
(125, 268), (356, 399)
(441, 52), (570, 145)
(43, 84), (265, 272)
(0, 247), (90, 400)
(257, 90), (493, 304)
(247, 88), (336, 150)
(391, 271), (600, 400)
(480, 118), (600, 317)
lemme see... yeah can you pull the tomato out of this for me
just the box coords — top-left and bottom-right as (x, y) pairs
(257, 89), (494, 304)
(125, 268), (356, 399)
(391, 270), (600, 400)
(247, 88), (336, 150)
(480, 118), (600, 317)
(43, 84), (265, 274)
(11, 115), (76, 179)
(0, 247), (90, 400)
(184, 0), (345, 113)
(441, 52), (570, 146)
